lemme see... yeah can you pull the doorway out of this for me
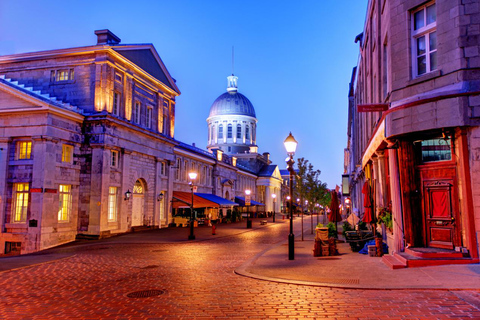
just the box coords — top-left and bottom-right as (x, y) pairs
(132, 179), (145, 227)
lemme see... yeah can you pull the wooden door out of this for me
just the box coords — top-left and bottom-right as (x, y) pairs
(423, 180), (456, 249)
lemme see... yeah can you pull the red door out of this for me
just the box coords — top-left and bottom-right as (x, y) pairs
(423, 179), (457, 249)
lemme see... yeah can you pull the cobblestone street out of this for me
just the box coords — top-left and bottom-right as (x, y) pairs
(1, 222), (479, 319)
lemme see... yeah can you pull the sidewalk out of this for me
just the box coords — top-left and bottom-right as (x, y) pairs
(234, 231), (480, 290)
(1, 217), (479, 291)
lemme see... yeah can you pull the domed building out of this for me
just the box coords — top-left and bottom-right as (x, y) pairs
(207, 75), (258, 154)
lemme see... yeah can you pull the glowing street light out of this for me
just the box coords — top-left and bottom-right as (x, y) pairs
(245, 189), (252, 228)
(284, 132), (298, 260)
(271, 193), (277, 223)
(188, 172), (197, 240)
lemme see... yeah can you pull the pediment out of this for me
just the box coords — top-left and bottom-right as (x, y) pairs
(113, 46), (180, 94)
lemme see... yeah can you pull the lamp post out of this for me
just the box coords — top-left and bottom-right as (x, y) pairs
(188, 172), (197, 240)
(272, 193), (276, 222)
(245, 189), (252, 228)
(284, 132), (298, 260)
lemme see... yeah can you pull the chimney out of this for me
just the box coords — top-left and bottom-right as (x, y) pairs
(192, 143), (196, 147)
(263, 152), (270, 161)
(95, 29), (121, 45)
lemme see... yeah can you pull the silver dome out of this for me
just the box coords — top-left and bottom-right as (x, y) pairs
(209, 91), (256, 118)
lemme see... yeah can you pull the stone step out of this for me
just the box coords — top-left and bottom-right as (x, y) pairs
(382, 254), (406, 269)
(405, 247), (464, 259)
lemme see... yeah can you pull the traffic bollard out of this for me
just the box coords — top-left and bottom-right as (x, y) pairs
(212, 224), (216, 235)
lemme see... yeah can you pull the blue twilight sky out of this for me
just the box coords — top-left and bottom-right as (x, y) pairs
(0, 0), (367, 189)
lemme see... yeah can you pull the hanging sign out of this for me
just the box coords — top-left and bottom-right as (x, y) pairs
(245, 194), (251, 206)
(357, 104), (388, 112)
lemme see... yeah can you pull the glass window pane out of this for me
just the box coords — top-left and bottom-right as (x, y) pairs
(430, 52), (437, 71)
(417, 36), (426, 55)
(414, 9), (424, 30)
(417, 56), (427, 75)
(427, 4), (436, 24)
(429, 31), (437, 50)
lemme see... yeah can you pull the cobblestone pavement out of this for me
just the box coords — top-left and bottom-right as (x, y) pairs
(1, 222), (479, 319)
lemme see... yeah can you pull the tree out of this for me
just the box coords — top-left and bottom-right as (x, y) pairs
(295, 157), (329, 212)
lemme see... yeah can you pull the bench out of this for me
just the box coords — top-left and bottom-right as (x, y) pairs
(260, 220), (267, 225)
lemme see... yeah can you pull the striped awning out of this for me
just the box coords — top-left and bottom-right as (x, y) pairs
(172, 191), (218, 209)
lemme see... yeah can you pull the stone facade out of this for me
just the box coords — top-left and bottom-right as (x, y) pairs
(0, 30), (282, 256)
(345, 0), (479, 262)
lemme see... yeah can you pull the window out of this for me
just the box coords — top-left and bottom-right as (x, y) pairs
(236, 124), (242, 139)
(13, 183), (29, 222)
(115, 73), (123, 83)
(412, 2), (437, 76)
(108, 187), (118, 222)
(210, 125), (214, 142)
(58, 184), (72, 221)
(62, 145), (73, 163)
(111, 150), (119, 168)
(134, 102), (141, 124)
(175, 158), (181, 180)
(162, 116), (168, 135)
(227, 124), (233, 138)
(146, 106), (153, 129)
(246, 125), (250, 140)
(51, 69), (74, 82)
(218, 124), (223, 139)
(17, 141), (32, 160)
(113, 92), (121, 116)
(160, 161), (166, 176)
(421, 138), (451, 163)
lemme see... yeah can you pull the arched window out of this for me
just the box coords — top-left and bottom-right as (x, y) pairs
(236, 124), (242, 139)
(245, 125), (250, 140)
(227, 124), (233, 138)
(218, 124), (223, 139)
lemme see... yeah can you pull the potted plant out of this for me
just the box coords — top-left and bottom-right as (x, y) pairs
(378, 207), (393, 232)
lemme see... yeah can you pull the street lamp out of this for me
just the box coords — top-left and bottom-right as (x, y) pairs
(188, 172), (197, 240)
(245, 189), (252, 228)
(272, 193), (276, 222)
(284, 132), (298, 260)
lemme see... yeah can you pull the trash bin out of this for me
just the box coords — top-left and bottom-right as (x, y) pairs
(246, 220), (252, 228)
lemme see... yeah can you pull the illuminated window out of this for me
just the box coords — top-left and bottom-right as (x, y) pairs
(108, 187), (118, 222)
(51, 69), (74, 82)
(17, 141), (32, 160)
(236, 124), (242, 139)
(13, 183), (29, 222)
(58, 184), (72, 221)
(134, 102), (141, 124)
(133, 180), (143, 194)
(218, 124), (223, 139)
(412, 2), (436, 77)
(113, 92), (121, 115)
(111, 150), (119, 168)
(227, 124), (233, 138)
(147, 106), (153, 129)
(62, 145), (73, 163)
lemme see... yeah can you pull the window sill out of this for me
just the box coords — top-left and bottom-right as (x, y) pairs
(50, 80), (75, 85)
(408, 69), (442, 87)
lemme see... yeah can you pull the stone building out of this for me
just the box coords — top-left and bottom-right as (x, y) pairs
(0, 30), (282, 256)
(344, 0), (479, 267)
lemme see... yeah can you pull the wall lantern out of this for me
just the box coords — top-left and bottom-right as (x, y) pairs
(157, 192), (164, 202)
(124, 189), (132, 201)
